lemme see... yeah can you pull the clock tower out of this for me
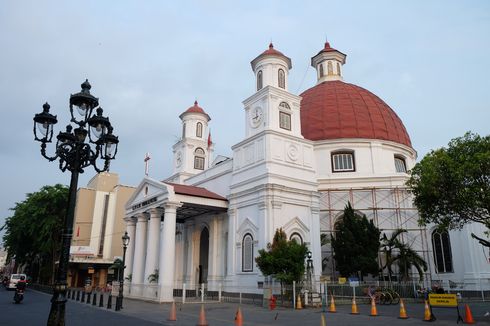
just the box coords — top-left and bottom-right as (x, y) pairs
(243, 43), (302, 139)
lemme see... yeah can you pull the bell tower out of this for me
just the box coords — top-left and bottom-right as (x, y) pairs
(168, 101), (213, 183)
(311, 41), (346, 84)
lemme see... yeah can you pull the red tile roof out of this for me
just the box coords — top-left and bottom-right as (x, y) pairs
(300, 81), (412, 147)
(251, 43), (292, 69)
(180, 101), (210, 120)
(316, 41), (346, 56)
(165, 182), (227, 201)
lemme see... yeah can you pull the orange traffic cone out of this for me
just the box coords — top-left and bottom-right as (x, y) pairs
(168, 301), (177, 321)
(235, 306), (243, 326)
(398, 299), (408, 319)
(328, 295), (336, 313)
(350, 297), (359, 315)
(296, 294), (303, 309)
(320, 313), (327, 326)
(370, 297), (378, 316)
(464, 304), (475, 324)
(196, 304), (208, 326)
(423, 300), (432, 322)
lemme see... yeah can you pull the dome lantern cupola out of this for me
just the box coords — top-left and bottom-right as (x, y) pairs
(311, 41), (346, 84)
(250, 43), (292, 92)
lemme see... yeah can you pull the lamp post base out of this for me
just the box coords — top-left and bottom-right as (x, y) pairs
(47, 287), (67, 326)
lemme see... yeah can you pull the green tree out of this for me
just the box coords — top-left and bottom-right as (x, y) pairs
(380, 228), (406, 282)
(407, 132), (490, 246)
(331, 202), (380, 278)
(255, 228), (308, 285)
(396, 243), (428, 281)
(380, 229), (427, 281)
(1, 184), (68, 283)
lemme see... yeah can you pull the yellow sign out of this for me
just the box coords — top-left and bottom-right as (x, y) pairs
(338, 277), (346, 284)
(428, 294), (458, 307)
(88, 267), (94, 274)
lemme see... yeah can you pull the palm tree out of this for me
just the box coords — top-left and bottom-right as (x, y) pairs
(397, 244), (428, 281)
(379, 229), (428, 282)
(379, 228), (406, 282)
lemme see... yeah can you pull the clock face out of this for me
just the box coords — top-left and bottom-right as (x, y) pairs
(176, 151), (182, 167)
(250, 107), (263, 127)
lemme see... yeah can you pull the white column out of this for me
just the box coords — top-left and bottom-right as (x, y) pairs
(124, 217), (137, 279)
(144, 207), (162, 284)
(132, 213), (148, 285)
(159, 202), (180, 302)
(183, 222), (195, 284)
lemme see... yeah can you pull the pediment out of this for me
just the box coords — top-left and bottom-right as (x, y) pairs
(237, 217), (259, 238)
(282, 216), (310, 236)
(125, 176), (172, 210)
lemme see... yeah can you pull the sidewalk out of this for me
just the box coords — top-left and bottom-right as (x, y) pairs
(83, 295), (490, 326)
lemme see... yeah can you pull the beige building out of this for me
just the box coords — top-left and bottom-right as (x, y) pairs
(68, 172), (135, 289)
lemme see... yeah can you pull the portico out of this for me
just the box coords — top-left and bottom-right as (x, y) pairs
(124, 177), (227, 302)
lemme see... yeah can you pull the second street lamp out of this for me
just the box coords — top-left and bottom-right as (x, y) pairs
(33, 80), (118, 326)
(116, 231), (130, 311)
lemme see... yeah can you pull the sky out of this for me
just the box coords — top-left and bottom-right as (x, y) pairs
(0, 0), (489, 234)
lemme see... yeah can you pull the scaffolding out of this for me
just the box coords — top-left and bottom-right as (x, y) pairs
(319, 187), (432, 283)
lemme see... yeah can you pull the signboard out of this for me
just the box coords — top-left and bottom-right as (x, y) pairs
(132, 196), (157, 211)
(338, 277), (347, 284)
(348, 277), (360, 287)
(88, 267), (95, 274)
(428, 294), (458, 307)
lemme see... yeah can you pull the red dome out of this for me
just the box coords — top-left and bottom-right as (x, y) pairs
(300, 81), (412, 147)
(180, 101), (210, 120)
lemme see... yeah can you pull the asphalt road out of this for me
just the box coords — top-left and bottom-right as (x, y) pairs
(0, 287), (488, 325)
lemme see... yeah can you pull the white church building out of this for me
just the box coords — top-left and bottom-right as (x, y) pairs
(122, 42), (490, 302)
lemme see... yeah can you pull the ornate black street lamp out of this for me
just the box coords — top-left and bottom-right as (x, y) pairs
(33, 80), (118, 326)
(306, 251), (313, 290)
(116, 231), (130, 311)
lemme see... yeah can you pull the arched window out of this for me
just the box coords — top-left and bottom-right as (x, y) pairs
(319, 64), (324, 77)
(327, 61), (333, 75)
(432, 230), (453, 273)
(196, 122), (203, 138)
(242, 233), (254, 272)
(194, 147), (205, 170)
(290, 232), (303, 244)
(257, 70), (263, 90)
(278, 69), (285, 89)
(279, 101), (291, 130)
(336, 62), (341, 76)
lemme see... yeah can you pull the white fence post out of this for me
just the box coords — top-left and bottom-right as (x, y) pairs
(218, 283), (222, 302)
(239, 290), (242, 305)
(293, 280), (296, 309)
(200, 283), (204, 302)
(183, 283), (186, 304)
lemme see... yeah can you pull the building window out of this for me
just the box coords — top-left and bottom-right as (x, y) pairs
(395, 156), (407, 173)
(182, 123), (186, 138)
(331, 152), (355, 172)
(432, 230), (453, 273)
(196, 122), (203, 138)
(336, 62), (341, 75)
(278, 69), (285, 89)
(279, 111), (291, 130)
(242, 233), (254, 272)
(290, 232), (303, 244)
(319, 63), (324, 77)
(327, 61), (333, 75)
(194, 147), (205, 170)
(257, 70), (263, 90)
